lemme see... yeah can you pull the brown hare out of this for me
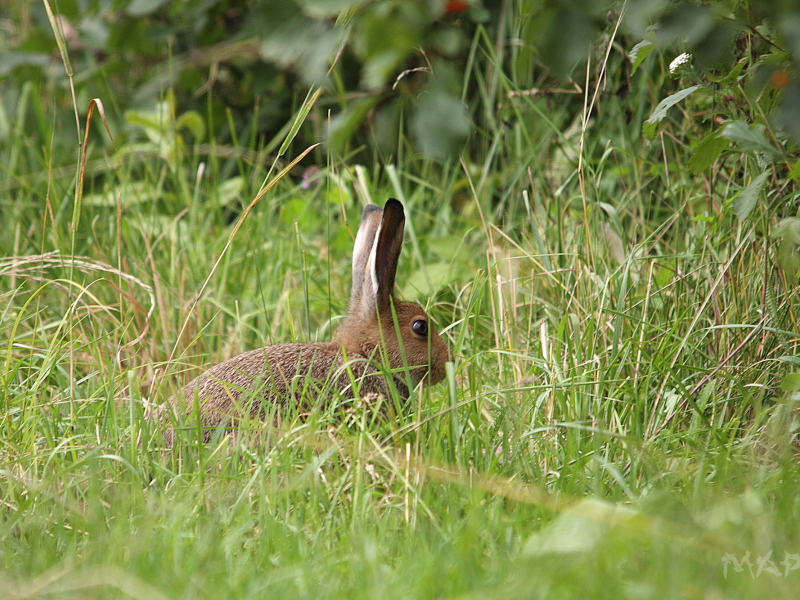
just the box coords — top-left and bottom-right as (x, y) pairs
(160, 198), (449, 444)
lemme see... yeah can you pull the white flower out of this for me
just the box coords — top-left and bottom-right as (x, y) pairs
(669, 53), (692, 73)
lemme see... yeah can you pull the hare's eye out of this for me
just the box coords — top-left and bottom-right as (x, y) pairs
(412, 319), (428, 337)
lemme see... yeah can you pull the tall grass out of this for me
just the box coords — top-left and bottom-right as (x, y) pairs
(1, 4), (799, 598)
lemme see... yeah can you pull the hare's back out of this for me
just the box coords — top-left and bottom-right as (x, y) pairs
(176, 342), (341, 415)
(164, 341), (409, 444)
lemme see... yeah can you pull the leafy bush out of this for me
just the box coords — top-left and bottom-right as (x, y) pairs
(2, 1), (798, 168)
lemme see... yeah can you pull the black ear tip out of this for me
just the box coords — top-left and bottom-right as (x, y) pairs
(384, 198), (404, 214)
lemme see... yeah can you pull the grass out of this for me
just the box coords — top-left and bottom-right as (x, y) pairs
(2, 5), (800, 599)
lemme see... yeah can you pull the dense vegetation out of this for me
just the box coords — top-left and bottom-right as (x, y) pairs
(1, 0), (799, 597)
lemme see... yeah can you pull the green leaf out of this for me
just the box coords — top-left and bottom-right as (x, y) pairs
(296, 0), (368, 18)
(777, 240), (800, 284)
(732, 171), (768, 222)
(125, 107), (169, 145)
(127, 0), (170, 17)
(772, 218), (800, 283)
(688, 132), (730, 174)
(326, 97), (379, 155)
(428, 235), (469, 262)
(775, 74), (800, 145)
(0, 52), (51, 77)
(629, 40), (654, 75)
(216, 177), (245, 207)
(83, 184), (159, 207)
(706, 57), (747, 85)
(721, 121), (776, 155)
(174, 111), (205, 143)
(780, 373), (800, 393)
(412, 91), (471, 160)
(643, 85), (699, 139)
(538, 6), (597, 76)
(405, 263), (467, 297)
(523, 499), (637, 556)
(362, 50), (408, 90)
(771, 218), (800, 244)
(279, 87), (321, 157)
(42, 0), (72, 78)
(788, 160), (800, 181)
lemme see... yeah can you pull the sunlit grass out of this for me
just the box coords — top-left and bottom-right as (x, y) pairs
(1, 5), (799, 599)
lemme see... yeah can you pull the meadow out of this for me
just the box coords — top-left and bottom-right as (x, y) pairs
(1, 1), (799, 598)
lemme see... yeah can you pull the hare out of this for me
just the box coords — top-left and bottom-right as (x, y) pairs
(160, 198), (449, 444)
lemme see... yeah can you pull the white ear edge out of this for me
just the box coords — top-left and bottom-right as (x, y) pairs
(368, 225), (381, 298)
(352, 226), (371, 275)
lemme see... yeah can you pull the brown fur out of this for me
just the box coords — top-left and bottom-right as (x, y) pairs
(158, 199), (449, 444)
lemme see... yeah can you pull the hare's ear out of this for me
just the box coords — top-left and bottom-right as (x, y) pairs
(350, 204), (383, 313)
(368, 198), (405, 312)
